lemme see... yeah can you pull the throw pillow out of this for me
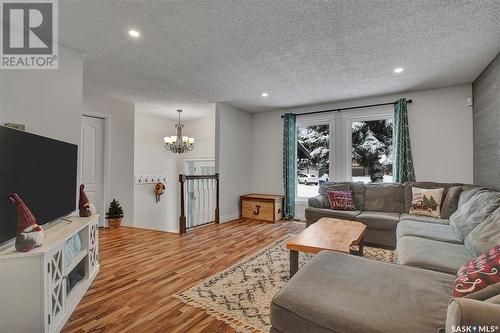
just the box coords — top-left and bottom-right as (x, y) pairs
(450, 189), (500, 240)
(457, 186), (484, 207)
(409, 187), (444, 218)
(327, 191), (356, 211)
(319, 183), (350, 208)
(453, 245), (500, 298)
(440, 186), (462, 219)
(464, 207), (500, 257)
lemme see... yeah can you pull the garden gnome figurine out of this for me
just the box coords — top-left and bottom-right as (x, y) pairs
(8, 193), (44, 252)
(79, 184), (96, 217)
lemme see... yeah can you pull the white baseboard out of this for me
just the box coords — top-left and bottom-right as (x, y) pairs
(220, 212), (239, 223)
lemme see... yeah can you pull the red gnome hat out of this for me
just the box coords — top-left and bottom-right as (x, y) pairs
(7, 194), (37, 234)
(79, 184), (90, 209)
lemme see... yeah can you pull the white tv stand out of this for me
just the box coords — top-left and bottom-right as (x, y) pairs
(0, 215), (100, 333)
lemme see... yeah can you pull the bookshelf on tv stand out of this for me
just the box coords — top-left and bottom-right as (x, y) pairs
(0, 215), (100, 333)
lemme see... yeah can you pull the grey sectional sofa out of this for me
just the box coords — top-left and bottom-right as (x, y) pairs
(306, 182), (466, 248)
(271, 182), (500, 333)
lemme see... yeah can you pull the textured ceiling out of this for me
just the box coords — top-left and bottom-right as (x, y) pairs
(60, 1), (499, 115)
(135, 101), (215, 120)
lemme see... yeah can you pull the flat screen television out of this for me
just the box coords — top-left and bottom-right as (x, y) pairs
(0, 126), (78, 244)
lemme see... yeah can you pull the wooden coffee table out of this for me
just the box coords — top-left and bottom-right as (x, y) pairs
(287, 218), (367, 277)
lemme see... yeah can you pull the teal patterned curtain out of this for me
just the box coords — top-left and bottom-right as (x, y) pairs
(393, 98), (416, 183)
(283, 113), (297, 219)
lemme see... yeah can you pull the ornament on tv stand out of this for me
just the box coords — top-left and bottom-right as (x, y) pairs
(79, 184), (96, 217)
(7, 193), (45, 252)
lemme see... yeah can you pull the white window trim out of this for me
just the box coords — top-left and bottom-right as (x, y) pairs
(341, 108), (393, 181)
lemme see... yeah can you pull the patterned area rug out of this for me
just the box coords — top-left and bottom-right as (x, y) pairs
(174, 236), (395, 333)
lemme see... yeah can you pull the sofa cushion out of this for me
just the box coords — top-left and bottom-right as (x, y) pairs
(318, 183), (350, 208)
(364, 183), (404, 213)
(465, 207), (500, 257)
(400, 213), (449, 225)
(271, 251), (454, 333)
(458, 186), (484, 207)
(356, 211), (400, 231)
(450, 190), (500, 240)
(396, 220), (462, 244)
(440, 186), (463, 219)
(350, 182), (366, 210)
(319, 182), (365, 210)
(454, 245), (500, 298)
(308, 195), (324, 208)
(305, 207), (361, 222)
(403, 182), (463, 213)
(397, 236), (472, 274)
(486, 294), (500, 304)
(446, 298), (500, 333)
(408, 187), (444, 218)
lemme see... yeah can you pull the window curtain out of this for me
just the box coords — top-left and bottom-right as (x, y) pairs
(283, 113), (296, 219)
(393, 98), (416, 183)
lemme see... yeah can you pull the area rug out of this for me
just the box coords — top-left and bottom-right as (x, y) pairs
(174, 236), (395, 333)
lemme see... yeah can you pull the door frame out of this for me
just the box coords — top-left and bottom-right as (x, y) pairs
(81, 112), (111, 227)
(183, 157), (215, 174)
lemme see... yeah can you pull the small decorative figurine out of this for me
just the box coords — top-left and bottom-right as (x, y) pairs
(154, 182), (166, 203)
(7, 193), (44, 252)
(79, 184), (96, 217)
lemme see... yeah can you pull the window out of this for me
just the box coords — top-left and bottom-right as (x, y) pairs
(296, 124), (330, 198)
(351, 119), (393, 183)
(294, 108), (394, 199)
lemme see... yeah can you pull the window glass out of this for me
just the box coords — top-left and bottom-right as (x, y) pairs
(297, 124), (329, 197)
(351, 119), (393, 183)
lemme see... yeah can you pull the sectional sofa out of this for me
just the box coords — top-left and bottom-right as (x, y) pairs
(271, 182), (500, 333)
(305, 181), (468, 248)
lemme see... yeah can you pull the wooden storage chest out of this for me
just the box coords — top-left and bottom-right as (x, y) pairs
(240, 194), (284, 222)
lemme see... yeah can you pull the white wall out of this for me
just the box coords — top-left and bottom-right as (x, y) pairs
(82, 86), (135, 226)
(133, 111), (216, 232)
(215, 103), (253, 222)
(0, 47), (83, 146)
(0, 47), (138, 227)
(134, 112), (179, 232)
(251, 84), (474, 217)
(176, 111), (216, 173)
(0, 47), (84, 208)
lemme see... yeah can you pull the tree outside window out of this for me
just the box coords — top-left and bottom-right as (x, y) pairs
(296, 124), (329, 197)
(351, 119), (393, 183)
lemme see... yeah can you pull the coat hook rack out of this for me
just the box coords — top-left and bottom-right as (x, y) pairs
(135, 175), (167, 185)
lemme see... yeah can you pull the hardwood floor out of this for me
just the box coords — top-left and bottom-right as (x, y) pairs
(63, 219), (305, 333)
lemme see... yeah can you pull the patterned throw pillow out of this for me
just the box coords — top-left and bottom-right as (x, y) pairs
(409, 187), (444, 218)
(327, 191), (356, 211)
(454, 245), (500, 298)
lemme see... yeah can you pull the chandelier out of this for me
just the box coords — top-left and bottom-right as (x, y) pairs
(163, 110), (195, 154)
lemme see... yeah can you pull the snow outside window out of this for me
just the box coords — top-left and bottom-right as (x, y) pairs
(294, 109), (394, 199)
(297, 124), (329, 198)
(351, 119), (394, 183)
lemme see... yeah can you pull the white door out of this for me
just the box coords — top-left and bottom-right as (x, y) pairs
(81, 116), (105, 226)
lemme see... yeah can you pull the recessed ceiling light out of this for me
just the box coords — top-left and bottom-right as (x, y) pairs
(394, 67), (404, 73)
(128, 30), (140, 38)
(261, 92), (269, 97)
